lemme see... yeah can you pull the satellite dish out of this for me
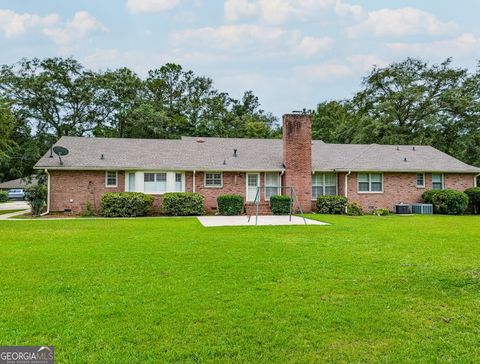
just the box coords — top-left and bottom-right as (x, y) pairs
(53, 146), (69, 156)
(53, 146), (69, 165)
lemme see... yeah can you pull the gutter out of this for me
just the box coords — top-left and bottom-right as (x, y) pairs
(40, 169), (50, 216)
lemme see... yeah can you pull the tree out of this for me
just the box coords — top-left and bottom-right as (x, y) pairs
(0, 57), (104, 138)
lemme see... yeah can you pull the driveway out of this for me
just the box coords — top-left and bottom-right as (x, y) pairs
(0, 201), (30, 211)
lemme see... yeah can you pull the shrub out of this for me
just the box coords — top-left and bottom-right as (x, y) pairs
(217, 194), (244, 215)
(431, 189), (468, 215)
(346, 202), (363, 216)
(316, 195), (347, 214)
(0, 191), (8, 203)
(270, 195), (292, 215)
(101, 192), (153, 217)
(162, 192), (204, 216)
(25, 184), (47, 216)
(421, 189), (442, 204)
(465, 187), (480, 214)
(80, 201), (95, 217)
(373, 208), (390, 216)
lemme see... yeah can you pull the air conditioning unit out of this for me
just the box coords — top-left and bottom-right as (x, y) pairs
(411, 204), (433, 214)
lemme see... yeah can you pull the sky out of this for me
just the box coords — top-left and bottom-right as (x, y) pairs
(1, 0), (480, 118)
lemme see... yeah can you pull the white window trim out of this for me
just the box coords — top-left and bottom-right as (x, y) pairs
(311, 172), (338, 200)
(105, 171), (118, 188)
(431, 173), (444, 190)
(264, 172), (280, 201)
(357, 172), (384, 194)
(416, 172), (425, 188)
(246, 172), (261, 202)
(204, 172), (223, 188)
(141, 171), (185, 195)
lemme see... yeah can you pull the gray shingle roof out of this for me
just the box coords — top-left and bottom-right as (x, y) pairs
(0, 176), (38, 189)
(34, 136), (480, 173)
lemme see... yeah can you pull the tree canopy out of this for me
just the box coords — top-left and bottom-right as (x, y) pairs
(0, 56), (479, 183)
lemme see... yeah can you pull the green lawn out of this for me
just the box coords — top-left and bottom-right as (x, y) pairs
(0, 215), (479, 363)
(0, 209), (25, 215)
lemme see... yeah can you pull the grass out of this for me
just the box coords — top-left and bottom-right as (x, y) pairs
(0, 209), (26, 215)
(0, 214), (479, 363)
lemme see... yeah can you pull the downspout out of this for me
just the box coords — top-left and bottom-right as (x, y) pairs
(40, 169), (50, 216)
(344, 171), (352, 213)
(280, 169), (285, 195)
(193, 170), (196, 193)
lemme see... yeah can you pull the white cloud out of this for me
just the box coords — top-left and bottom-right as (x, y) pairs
(173, 24), (333, 58)
(297, 36), (334, 58)
(0, 9), (58, 38)
(224, 0), (362, 24)
(294, 53), (388, 81)
(386, 33), (480, 58)
(224, 0), (257, 22)
(43, 11), (107, 45)
(127, 0), (180, 14)
(346, 7), (458, 38)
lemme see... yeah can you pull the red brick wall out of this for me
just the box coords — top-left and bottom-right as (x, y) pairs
(193, 171), (268, 212)
(49, 170), (125, 213)
(282, 114), (312, 212)
(345, 172), (476, 212)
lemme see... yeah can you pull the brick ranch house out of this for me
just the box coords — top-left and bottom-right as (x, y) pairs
(34, 114), (480, 214)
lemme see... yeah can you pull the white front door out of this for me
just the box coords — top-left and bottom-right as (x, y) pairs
(246, 173), (260, 202)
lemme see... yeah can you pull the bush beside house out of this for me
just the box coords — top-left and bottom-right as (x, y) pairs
(421, 189), (442, 204)
(25, 184), (47, 216)
(0, 191), (8, 203)
(101, 192), (154, 217)
(162, 192), (204, 216)
(217, 194), (244, 215)
(431, 189), (469, 215)
(270, 195), (292, 215)
(464, 187), (480, 214)
(316, 196), (347, 214)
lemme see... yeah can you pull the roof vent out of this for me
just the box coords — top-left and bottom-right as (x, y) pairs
(404, 157), (408, 162)
(233, 149), (237, 157)
(196, 137), (205, 143)
(412, 146), (416, 151)
(396, 146), (400, 151)
(100, 154), (104, 160)
(223, 159), (227, 165)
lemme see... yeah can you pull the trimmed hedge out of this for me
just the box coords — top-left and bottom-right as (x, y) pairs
(162, 192), (204, 216)
(217, 194), (244, 215)
(0, 190), (8, 203)
(465, 187), (480, 214)
(101, 192), (153, 217)
(316, 195), (347, 214)
(431, 189), (468, 215)
(270, 195), (292, 215)
(421, 189), (442, 204)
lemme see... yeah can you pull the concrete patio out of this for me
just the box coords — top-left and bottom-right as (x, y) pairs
(197, 215), (328, 227)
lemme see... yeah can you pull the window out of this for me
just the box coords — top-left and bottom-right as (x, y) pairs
(205, 172), (222, 187)
(175, 173), (183, 192)
(312, 172), (337, 199)
(264, 172), (280, 200)
(105, 171), (118, 187)
(144, 172), (167, 193)
(416, 173), (425, 188)
(357, 173), (383, 193)
(432, 173), (444, 190)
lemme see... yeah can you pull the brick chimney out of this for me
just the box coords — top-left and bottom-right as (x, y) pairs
(282, 113), (312, 212)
